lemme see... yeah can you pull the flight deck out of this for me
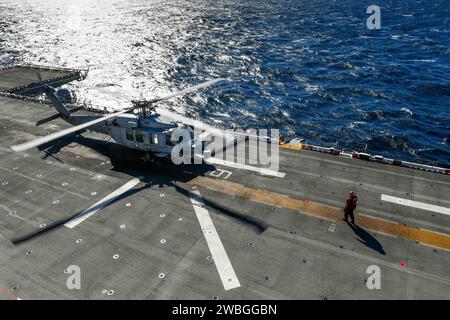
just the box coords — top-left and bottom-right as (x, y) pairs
(0, 66), (449, 300)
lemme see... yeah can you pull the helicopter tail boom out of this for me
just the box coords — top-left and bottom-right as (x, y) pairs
(44, 86), (71, 119)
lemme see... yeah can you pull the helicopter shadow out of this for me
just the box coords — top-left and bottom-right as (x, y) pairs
(41, 147), (64, 163)
(37, 129), (89, 163)
(12, 134), (267, 245)
(11, 184), (149, 245)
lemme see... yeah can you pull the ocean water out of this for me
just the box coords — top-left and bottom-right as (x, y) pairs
(0, 0), (449, 166)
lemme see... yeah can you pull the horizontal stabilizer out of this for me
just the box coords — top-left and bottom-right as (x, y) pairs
(35, 106), (84, 126)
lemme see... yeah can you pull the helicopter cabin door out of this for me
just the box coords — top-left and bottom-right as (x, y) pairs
(123, 128), (150, 151)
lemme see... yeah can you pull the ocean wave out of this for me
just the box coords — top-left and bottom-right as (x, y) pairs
(415, 83), (450, 96)
(0, 0), (448, 165)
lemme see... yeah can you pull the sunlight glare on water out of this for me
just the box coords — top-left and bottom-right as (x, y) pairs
(0, 0), (449, 165)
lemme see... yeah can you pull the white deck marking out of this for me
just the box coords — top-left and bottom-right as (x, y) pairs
(208, 168), (232, 180)
(64, 178), (141, 228)
(192, 131), (285, 178)
(381, 194), (450, 216)
(189, 189), (241, 291)
(205, 157), (286, 178)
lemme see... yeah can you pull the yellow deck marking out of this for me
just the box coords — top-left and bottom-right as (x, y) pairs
(188, 176), (450, 251)
(279, 142), (302, 151)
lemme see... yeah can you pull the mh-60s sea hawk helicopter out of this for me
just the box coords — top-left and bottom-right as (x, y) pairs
(7, 70), (277, 245)
(10, 73), (267, 162)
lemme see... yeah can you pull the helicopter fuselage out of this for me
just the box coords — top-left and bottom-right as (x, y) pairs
(67, 112), (184, 158)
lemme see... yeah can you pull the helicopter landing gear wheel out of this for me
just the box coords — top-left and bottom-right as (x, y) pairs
(142, 152), (156, 165)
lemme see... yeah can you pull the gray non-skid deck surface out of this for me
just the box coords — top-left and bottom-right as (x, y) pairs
(0, 95), (449, 300)
(0, 66), (75, 92)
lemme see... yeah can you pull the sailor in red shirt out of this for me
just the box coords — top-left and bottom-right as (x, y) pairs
(343, 191), (358, 224)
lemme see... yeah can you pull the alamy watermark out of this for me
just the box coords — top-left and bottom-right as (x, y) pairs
(170, 126), (280, 172)
(65, 265), (81, 290)
(366, 265), (381, 290)
(367, 5), (381, 30)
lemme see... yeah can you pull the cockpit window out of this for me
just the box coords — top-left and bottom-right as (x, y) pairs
(166, 134), (175, 146)
(126, 129), (134, 141)
(135, 131), (144, 143)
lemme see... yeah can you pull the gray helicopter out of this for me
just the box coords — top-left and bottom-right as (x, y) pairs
(10, 77), (232, 159)
(8, 72), (279, 245)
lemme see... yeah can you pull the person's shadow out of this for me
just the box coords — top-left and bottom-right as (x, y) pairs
(347, 222), (386, 255)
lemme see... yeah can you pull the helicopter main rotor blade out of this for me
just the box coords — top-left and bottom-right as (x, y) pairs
(155, 107), (232, 139)
(156, 107), (278, 144)
(150, 78), (227, 103)
(11, 108), (131, 152)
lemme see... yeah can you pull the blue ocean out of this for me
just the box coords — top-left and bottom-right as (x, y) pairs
(0, 0), (449, 166)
